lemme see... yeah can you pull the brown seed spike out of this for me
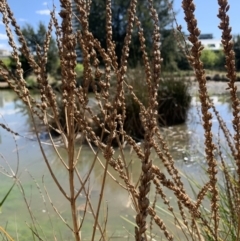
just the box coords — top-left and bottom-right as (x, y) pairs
(226, 4), (230, 11)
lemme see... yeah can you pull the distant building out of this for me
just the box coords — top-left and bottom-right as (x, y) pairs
(200, 39), (222, 51)
(0, 49), (11, 58)
(185, 33), (223, 51)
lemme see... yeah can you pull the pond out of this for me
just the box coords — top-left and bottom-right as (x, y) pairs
(0, 89), (235, 240)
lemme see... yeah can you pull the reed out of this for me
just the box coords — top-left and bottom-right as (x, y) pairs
(0, 0), (240, 240)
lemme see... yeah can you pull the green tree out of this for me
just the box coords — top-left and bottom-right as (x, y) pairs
(161, 29), (185, 71)
(233, 35), (240, 71)
(10, 22), (59, 77)
(200, 49), (225, 70)
(77, 0), (177, 68)
(214, 50), (225, 70)
(9, 52), (32, 78)
(200, 49), (218, 69)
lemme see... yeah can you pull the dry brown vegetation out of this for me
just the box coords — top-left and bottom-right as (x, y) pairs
(0, 0), (240, 240)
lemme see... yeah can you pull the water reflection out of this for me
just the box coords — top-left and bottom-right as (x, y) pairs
(0, 89), (236, 239)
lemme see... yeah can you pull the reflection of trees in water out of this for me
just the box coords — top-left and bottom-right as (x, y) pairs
(0, 91), (204, 166)
(11, 91), (45, 135)
(46, 144), (136, 216)
(13, 98), (30, 116)
(211, 92), (240, 112)
(0, 90), (20, 104)
(0, 90), (43, 140)
(160, 124), (193, 162)
(0, 90), (29, 114)
(0, 94), (3, 108)
(190, 95), (237, 166)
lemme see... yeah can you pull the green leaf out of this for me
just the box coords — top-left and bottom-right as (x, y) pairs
(0, 182), (16, 213)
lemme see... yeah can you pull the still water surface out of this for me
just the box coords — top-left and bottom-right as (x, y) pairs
(0, 89), (234, 240)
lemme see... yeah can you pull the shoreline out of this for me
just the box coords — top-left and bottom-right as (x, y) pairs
(1, 80), (240, 95)
(0, 82), (9, 89)
(190, 80), (240, 95)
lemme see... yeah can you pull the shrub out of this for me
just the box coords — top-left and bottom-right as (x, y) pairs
(158, 78), (191, 125)
(200, 49), (218, 69)
(75, 63), (86, 87)
(1, 57), (11, 68)
(110, 69), (191, 140)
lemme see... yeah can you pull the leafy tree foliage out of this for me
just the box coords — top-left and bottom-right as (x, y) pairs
(200, 50), (218, 69)
(160, 29), (188, 71)
(10, 22), (58, 77)
(214, 50), (225, 70)
(199, 49), (225, 70)
(199, 35), (240, 71)
(81, 0), (179, 69)
(233, 35), (240, 71)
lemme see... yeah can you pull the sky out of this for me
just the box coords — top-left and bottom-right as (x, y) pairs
(0, 0), (239, 51)
(0, 0), (61, 50)
(174, 0), (240, 39)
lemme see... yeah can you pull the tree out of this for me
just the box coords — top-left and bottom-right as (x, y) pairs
(233, 35), (240, 71)
(160, 29), (182, 71)
(10, 22), (59, 77)
(199, 49), (225, 70)
(214, 50), (225, 70)
(200, 49), (218, 69)
(75, 0), (178, 68)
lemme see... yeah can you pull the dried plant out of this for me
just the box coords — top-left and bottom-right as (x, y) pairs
(1, 0), (240, 240)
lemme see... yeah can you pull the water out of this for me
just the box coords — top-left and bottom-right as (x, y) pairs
(0, 89), (235, 240)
